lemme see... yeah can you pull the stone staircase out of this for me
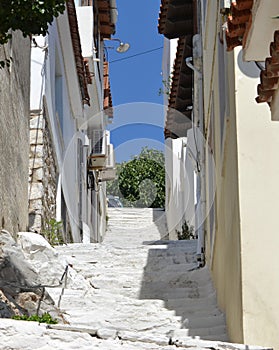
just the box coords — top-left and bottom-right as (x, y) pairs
(4, 207), (269, 349)
(46, 208), (232, 346)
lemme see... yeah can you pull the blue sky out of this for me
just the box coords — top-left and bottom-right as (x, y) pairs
(107, 1), (165, 163)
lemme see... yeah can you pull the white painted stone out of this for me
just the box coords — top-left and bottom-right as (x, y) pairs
(18, 231), (57, 258)
(30, 129), (43, 145)
(32, 166), (44, 181)
(0, 230), (39, 285)
(118, 330), (170, 346)
(29, 199), (43, 212)
(28, 182), (44, 200)
(29, 156), (44, 169)
(30, 115), (45, 129)
(28, 212), (42, 231)
(96, 328), (118, 339)
(2, 209), (270, 350)
(30, 144), (44, 158)
(0, 319), (94, 350)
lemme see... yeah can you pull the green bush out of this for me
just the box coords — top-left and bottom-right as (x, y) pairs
(111, 147), (165, 208)
(43, 219), (64, 246)
(176, 221), (195, 240)
(12, 312), (58, 324)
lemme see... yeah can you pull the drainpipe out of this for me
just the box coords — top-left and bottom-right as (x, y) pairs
(186, 34), (206, 266)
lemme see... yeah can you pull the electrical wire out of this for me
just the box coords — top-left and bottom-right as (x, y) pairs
(110, 46), (163, 64)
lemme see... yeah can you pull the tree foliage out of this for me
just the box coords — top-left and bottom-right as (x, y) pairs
(107, 148), (165, 208)
(0, 0), (67, 45)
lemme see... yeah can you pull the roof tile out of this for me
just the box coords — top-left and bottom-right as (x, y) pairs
(67, 0), (90, 105)
(256, 30), (279, 104)
(225, 0), (253, 51)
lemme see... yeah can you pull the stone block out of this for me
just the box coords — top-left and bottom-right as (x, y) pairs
(96, 328), (117, 340)
(30, 129), (43, 145)
(29, 157), (43, 169)
(28, 199), (43, 212)
(28, 183), (44, 200)
(28, 212), (42, 232)
(30, 115), (45, 129)
(30, 145), (44, 158)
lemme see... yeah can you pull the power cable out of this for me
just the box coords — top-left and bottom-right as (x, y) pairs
(110, 46), (163, 64)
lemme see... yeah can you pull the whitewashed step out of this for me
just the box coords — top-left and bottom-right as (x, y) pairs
(170, 324), (228, 339)
(165, 293), (218, 310)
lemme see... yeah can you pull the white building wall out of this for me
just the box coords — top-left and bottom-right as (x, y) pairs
(76, 6), (103, 127)
(184, 130), (196, 229)
(165, 138), (185, 239)
(76, 4), (112, 243)
(30, 10), (86, 242)
(163, 37), (196, 241)
(234, 47), (279, 349)
(30, 3), (116, 243)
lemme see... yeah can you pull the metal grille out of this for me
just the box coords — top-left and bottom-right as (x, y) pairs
(90, 130), (106, 156)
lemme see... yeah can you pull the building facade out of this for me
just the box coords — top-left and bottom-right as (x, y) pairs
(159, 0), (279, 348)
(0, 32), (30, 237)
(29, 0), (116, 243)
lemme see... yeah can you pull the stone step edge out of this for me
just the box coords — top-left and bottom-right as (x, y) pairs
(46, 325), (271, 350)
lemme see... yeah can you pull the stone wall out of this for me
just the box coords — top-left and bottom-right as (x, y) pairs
(28, 111), (57, 234)
(0, 31), (30, 237)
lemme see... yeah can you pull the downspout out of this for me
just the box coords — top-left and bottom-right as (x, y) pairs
(186, 34), (206, 267)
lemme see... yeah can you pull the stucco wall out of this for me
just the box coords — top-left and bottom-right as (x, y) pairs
(234, 47), (279, 350)
(201, 1), (245, 342)
(206, 42), (279, 349)
(208, 110), (244, 343)
(165, 135), (196, 240)
(165, 138), (184, 239)
(0, 32), (30, 236)
(204, 47), (244, 343)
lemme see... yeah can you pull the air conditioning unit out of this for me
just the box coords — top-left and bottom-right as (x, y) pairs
(100, 168), (117, 181)
(99, 144), (116, 181)
(88, 129), (107, 170)
(105, 143), (115, 169)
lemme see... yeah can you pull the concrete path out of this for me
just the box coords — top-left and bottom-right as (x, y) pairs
(3, 208), (270, 349)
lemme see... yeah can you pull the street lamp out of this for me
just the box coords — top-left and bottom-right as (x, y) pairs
(104, 38), (130, 53)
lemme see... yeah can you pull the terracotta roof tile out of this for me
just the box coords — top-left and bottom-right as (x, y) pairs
(256, 30), (279, 104)
(96, 0), (116, 38)
(158, 0), (193, 39)
(67, 0), (90, 105)
(225, 0), (253, 51)
(158, 0), (195, 138)
(164, 35), (193, 138)
(103, 61), (113, 113)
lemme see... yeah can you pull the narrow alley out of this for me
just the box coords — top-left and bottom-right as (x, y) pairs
(0, 209), (270, 349)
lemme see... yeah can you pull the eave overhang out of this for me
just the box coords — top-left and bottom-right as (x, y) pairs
(158, 0), (194, 39)
(165, 36), (193, 138)
(67, 0), (90, 105)
(158, 0), (195, 139)
(225, 0), (253, 52)
(225, 0), (279, 106)
(96, 0), (117, 38)
(256, 30), (279, 104)
(103, 61), (113, 115)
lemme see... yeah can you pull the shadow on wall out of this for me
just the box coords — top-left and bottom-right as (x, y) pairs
(152, 208), (169, 240)
(138, 239), (227, 340)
